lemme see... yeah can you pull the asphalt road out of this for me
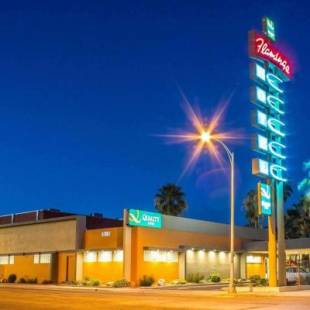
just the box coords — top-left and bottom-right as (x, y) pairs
(0, 286), (310, 310)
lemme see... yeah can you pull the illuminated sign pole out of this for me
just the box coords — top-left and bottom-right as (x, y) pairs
(249, 17), (291, 287)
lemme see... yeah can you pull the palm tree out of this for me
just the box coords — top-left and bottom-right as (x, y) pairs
(284, 183), (293, 204)
(285, 196), (310, 239)
(243, 190), (259, 228)
(154, 183), (187, 216)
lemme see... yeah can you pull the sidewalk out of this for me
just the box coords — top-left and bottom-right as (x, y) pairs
(1, 283), (310, 297)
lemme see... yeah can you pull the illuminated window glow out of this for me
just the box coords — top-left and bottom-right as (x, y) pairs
(98, 251), (112, 262)
(33, 253), (51, 264)
(0, 255), (14, 265)
(84, 251), (97, 263)
(144, 250), (178, 263)
(113, 250), (123, 262)
(246, 255), (262, 264)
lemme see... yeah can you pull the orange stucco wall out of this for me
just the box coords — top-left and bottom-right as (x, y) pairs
(84, 227), (123, 249)
(246, 257), (266, 278)
(83, 262), (123, 282)
(129, 227), (244, 285)
(0, 255), (51, 283)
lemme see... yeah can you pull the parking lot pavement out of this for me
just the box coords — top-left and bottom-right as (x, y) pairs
(1, 286), (310, 310)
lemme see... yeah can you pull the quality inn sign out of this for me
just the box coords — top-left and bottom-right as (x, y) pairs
(128, 209), (162, 229)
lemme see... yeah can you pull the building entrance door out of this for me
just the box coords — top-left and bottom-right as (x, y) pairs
(66, 254), (76, 282)
(58, 252), (76, 283)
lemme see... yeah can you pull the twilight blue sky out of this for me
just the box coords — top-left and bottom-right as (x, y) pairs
(0, 1), (308, 224)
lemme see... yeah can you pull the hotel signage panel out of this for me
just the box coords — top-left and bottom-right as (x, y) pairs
(249, 17), (292, 215)
(128, 209), (162, 229)
(257, 182), (272, 216)
(249, 31), (292, 79)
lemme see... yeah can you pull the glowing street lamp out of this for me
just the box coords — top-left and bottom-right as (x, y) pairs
(200, 131), (211, 143)
(160, 99), (241, 294)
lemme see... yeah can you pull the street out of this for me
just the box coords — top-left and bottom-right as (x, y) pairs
(0, 286), (310, 310)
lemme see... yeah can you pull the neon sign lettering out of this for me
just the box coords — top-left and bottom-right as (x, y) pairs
(256, 110), (286, 138)
(267, 95), (285, 115)
(249, 31), (292, 79)
(254, 87), (285, 115)
(268, 141), (286, 160)
(270, 164), (287, 182)
(255, 134), (286, 159)
(267, 118), (285, 137)
(266, 73), (284, 93)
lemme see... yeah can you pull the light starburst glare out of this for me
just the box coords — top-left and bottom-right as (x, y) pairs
(158, 93), (244, 180)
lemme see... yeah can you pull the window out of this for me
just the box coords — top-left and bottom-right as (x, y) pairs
(9, 255), (14, 265)
(0, 255), (14, 265)
(98, 251), (112, 262)
(34, 253), (51, 264)
(113, 250), (123, 262)
(84, 251), (97, 263)
(34, 254), (40, 264)
(144, 250), (178, 263)
(246, 255), (262, 264)
(40, 254), (51, 264)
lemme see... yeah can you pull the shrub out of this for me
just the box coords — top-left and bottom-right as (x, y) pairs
(41, 280), (53, 285)
(18, 278), (26, 284)
(112, 279), (130, 288)
(186, 273), (204, 283)
(26, 278), (38, 284)
(259, 278), (268, 286)
(7, 274), (17, 283)
(90, 279), (101, 287)
(139, 275), (154, 287)
(249, 275), (261, 285)
(170, 279), (187, 285)
(208, 272), (221, 283)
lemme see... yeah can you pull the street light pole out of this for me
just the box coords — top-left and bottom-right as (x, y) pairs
(215, 139), (235, 294)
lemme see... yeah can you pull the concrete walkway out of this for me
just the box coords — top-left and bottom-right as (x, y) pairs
(1, 285), (310, 309)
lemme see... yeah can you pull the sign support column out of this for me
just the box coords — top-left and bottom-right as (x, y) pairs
(268, 180), (277, 287)
(277, 181), (286, 286)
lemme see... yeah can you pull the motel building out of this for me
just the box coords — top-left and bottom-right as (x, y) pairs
(0, 208), (309, 286)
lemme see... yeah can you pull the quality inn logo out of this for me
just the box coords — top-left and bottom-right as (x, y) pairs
(128, 209), (162, 229)
(128, 209), (142, 225)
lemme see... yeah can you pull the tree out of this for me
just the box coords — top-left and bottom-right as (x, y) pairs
(243, 183), (293, 229)
(243, 190), (259, 228)
(285, 196), (310, 239)
(297, 160), (310, 199)
(154, 183), (187, 216)
(284, 183), (293, 204)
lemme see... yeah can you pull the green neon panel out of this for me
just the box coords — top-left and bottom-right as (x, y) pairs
(128, 209), (162, 229)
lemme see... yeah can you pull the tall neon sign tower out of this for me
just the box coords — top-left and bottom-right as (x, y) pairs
(249, 17), (292, 286)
